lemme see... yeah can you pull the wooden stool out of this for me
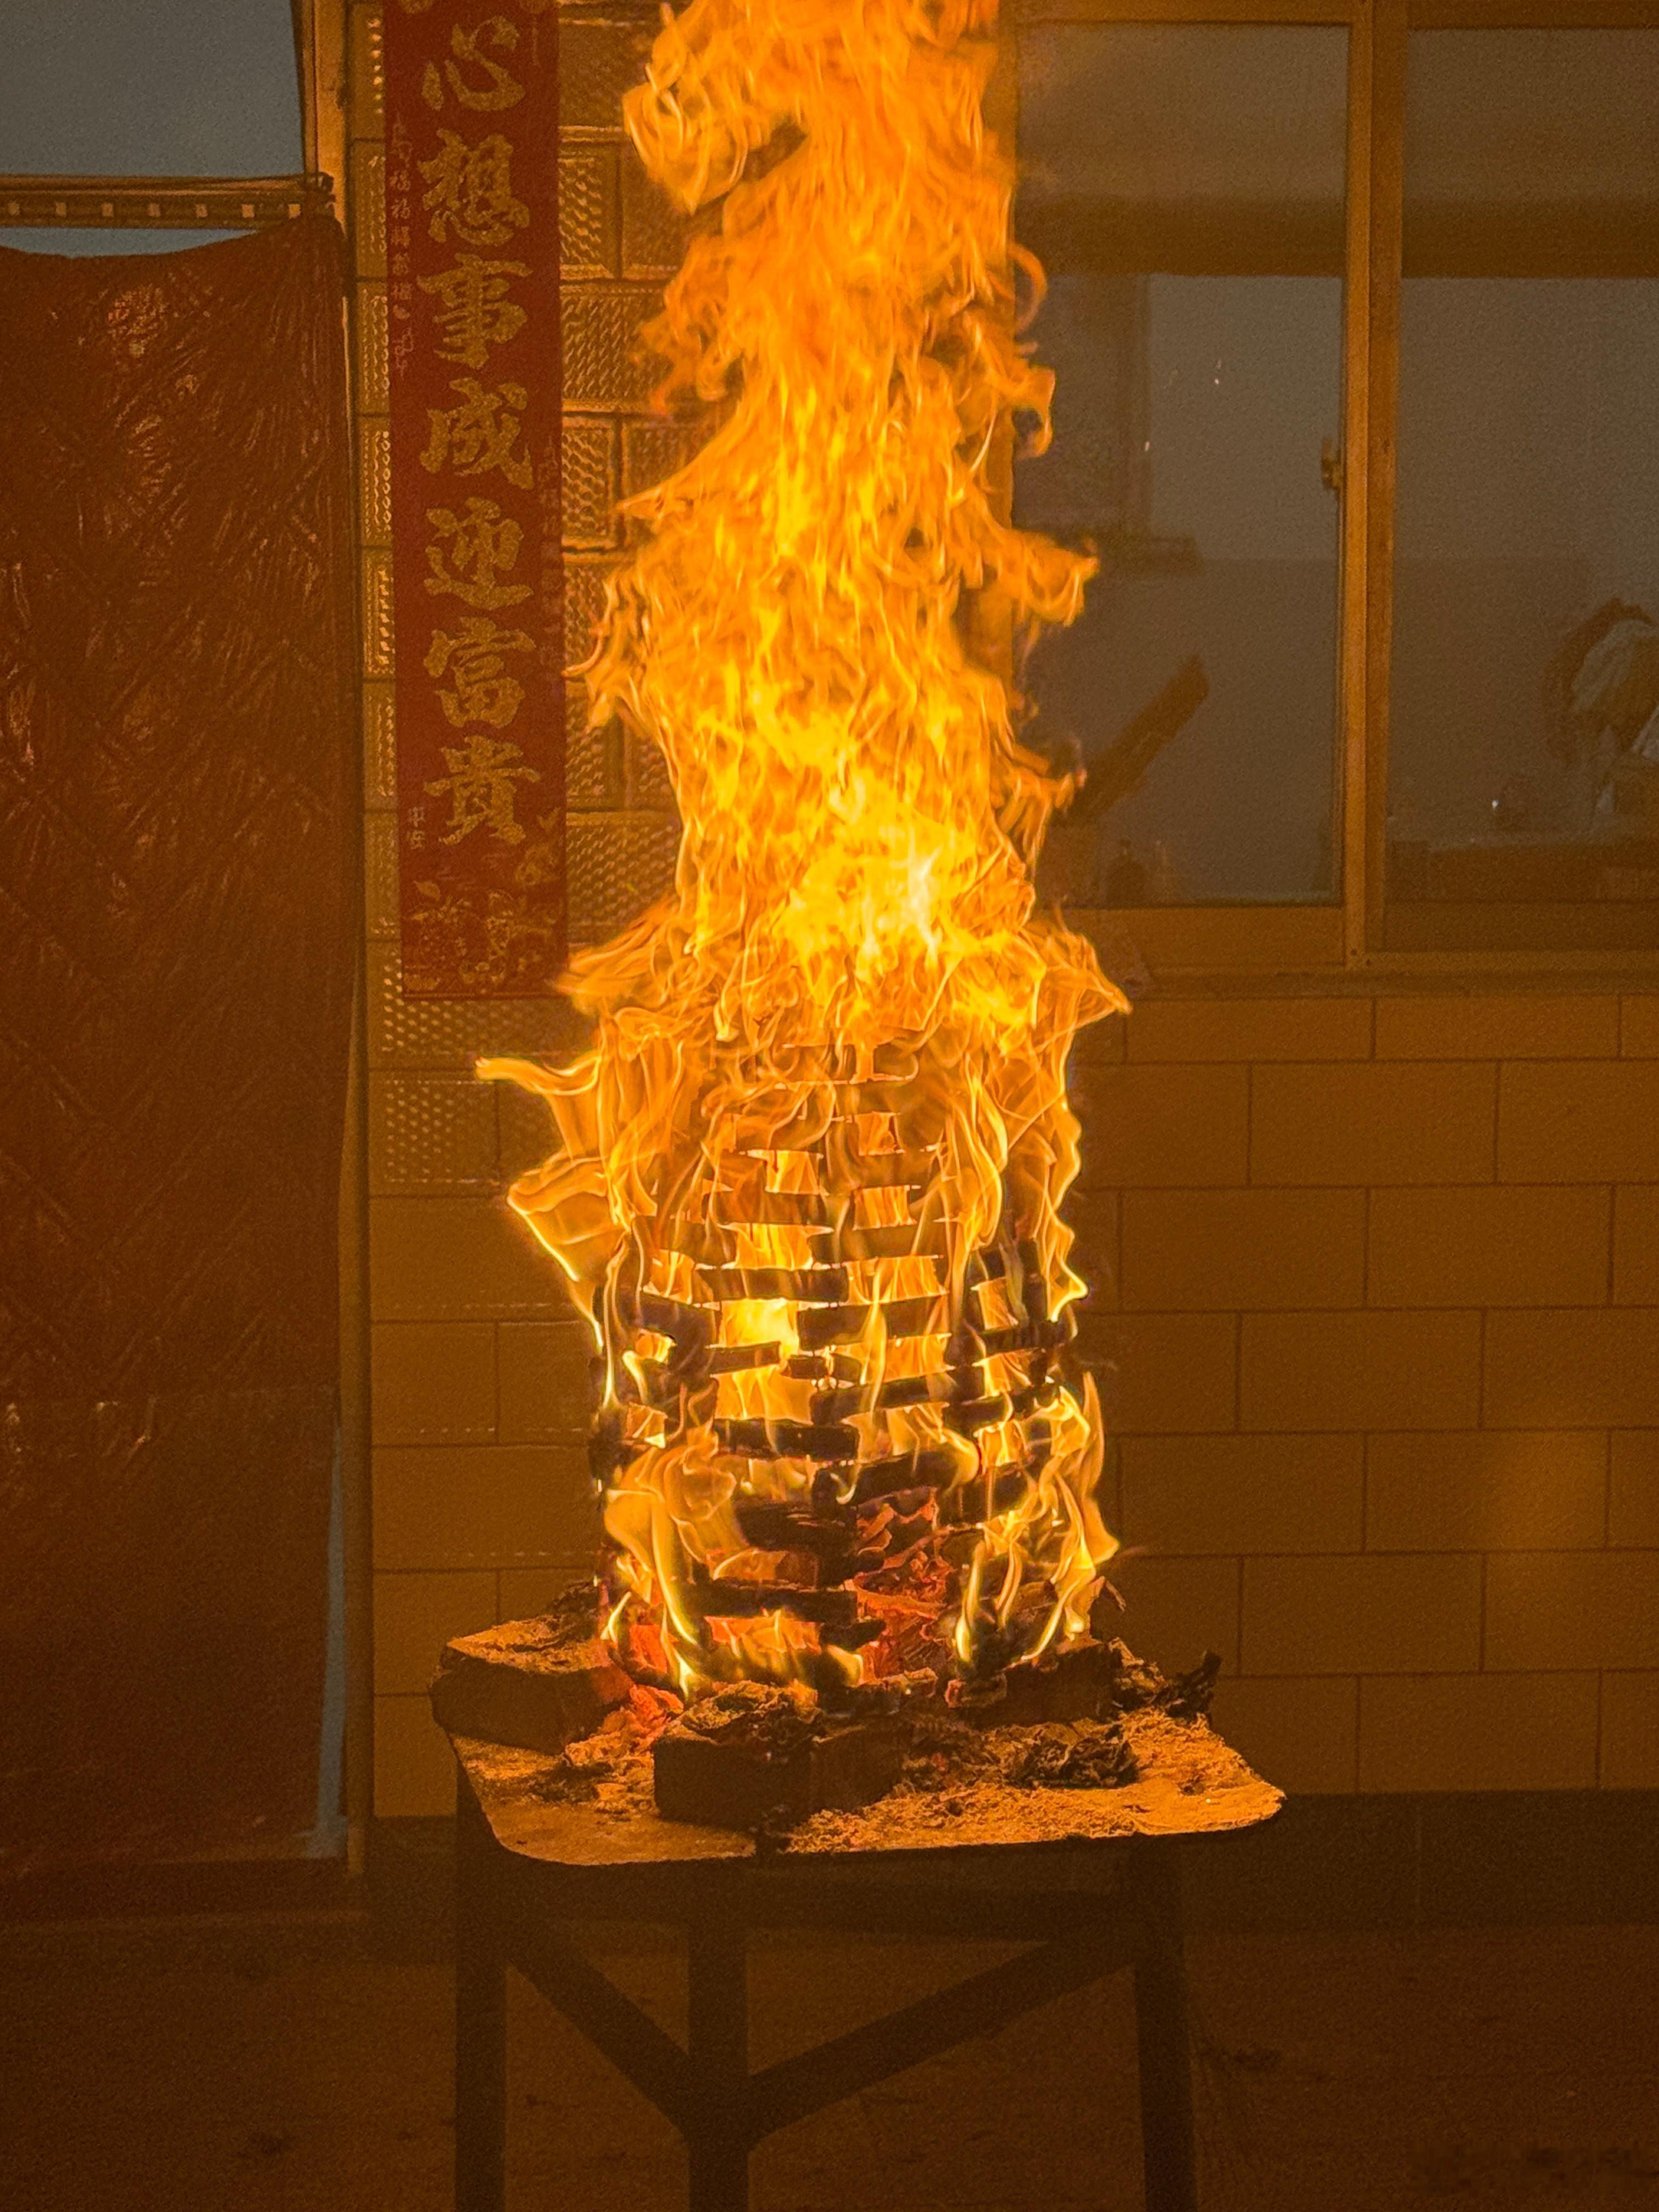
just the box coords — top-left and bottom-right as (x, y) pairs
(449, 1730), (1280, 2212)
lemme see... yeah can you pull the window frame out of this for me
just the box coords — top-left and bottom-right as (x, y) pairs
(1007, 0), (1659, 978)
(0, 0), (346, 238)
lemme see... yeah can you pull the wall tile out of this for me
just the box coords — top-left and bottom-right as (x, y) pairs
(1600, 1672), (1659, 1787)
(1071, 1063), (1249, 1188)
(1124, 997), (1371, 1062)
(373, 1442), (597, 1571)
(1242, 1554), (1482, 1674)
(499, 1564), (593, 1620)
(567, 708), (621, 811)
(1484, 1310), (1659, 1429)
(567, 812), (680, 945)
(349, 1), (385, 130)
(351, 140), (387, 277)
(1366, 1431), (1606, 1552)
(558, 148), (618, 278)
(621, 140), (692, 279)
(360, 544), (396, 686)
(1368, 1185), (1610, 1308)
(356, 284), (388, 411)
(1120, 1435), (1363, 1554)
(374, 1695), (455, 1819)
(372, 1322), (496, 1447)
(1621, 997), (1659, 1056)
(1612, 1186), (1659, 1303)
(365, 941), (580, 1071)
(1251, 1064), (1497, 1187)
(359, 418), (392, 546)
(373, 1568), (498, 1694)
(1108, 1555), (1240, 1676)
(1374, 994), (1618, 1060)
(1207, 1676), (1358, 1794)
(1120, 1188), (1364, 1312)
(563, 553), (619, 677)
(558, 18), (646, 133)
(495, 1085), (563, 1189)
(561, 287), (663, 410)
(1499, 1061), (1659, 1183)
(1062, 1188), (1119, 1313)
(1610, 1432), (1659, 1548)
(363, 808), (399, 936)
(364, 684), (397, 808)
(370, 1197), (568, 1323)
(1357, 1673), (1599, 1792)
(621, 417), (710, 501)
(497, 1322), (595, 1442)
(1079, 1312), (1237, 1435)
(368, 1073), (498, 1194)
(560, 416), (619, 548)
(624, 727), (676, 812)
(1485, 1551), (1659, 1671)
(1240, 1311), (1481, 1432)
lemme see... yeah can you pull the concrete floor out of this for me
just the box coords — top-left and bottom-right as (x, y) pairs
(2, 1915), (1656, 2209)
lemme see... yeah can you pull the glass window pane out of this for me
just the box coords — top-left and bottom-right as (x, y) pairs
(0, 0), (302, 178)
(1015, 25), (1349, 907)
(1389, 31), (1659, 911)
(0, 232), (240, 256)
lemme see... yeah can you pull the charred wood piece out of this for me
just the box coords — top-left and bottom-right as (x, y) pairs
(850, 1445), (966, 1503)
(997, 1718), (1137, 1788)
(1161, 1650), (1222, 1720)
(934, 1466), (1045, 1526)
(714, 1417), (861, 1461)
(652, 1684), (906, 1830)
(733, 1502), (859, 1575)
(430, 1613), (631, 1757)
(703, 1265), (850, 1302)
(1103, 1639), (1223, 1720)
(945, 1639), (1115, 1724)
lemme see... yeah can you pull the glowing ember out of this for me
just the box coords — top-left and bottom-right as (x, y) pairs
(482, 0), (1127, 1702)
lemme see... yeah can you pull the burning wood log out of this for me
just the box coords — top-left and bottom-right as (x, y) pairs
(472, 0), (1144, 1765)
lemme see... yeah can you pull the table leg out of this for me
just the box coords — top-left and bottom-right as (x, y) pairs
(1132, 1846), (1198, 2212)
(686, 1910), (749, 2212)
(455, 1784), (507, 2212)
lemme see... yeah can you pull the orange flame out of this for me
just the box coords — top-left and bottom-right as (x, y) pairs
(482, 0), (1125, 1699)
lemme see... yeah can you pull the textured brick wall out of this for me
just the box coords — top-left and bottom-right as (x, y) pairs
(349, 5), (690, 1814)
(1070, 991), (1659, 1799)
(347, 7), (1659, 1818)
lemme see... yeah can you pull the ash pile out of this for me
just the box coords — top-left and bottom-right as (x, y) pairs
(431, 1589), (1221, 1837)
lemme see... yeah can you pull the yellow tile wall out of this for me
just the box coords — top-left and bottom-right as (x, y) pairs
(1079, 989), (1659, 1800)
(347, 16), (1659, 1818)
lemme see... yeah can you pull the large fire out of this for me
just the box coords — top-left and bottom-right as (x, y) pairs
(482, 0), (1127, 1704)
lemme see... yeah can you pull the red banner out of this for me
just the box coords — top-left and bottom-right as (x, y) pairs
(385, 2), (565, 995)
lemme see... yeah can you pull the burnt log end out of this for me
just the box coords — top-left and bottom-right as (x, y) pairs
(652, 1713), (907, 1831)
(430, 1615), (632, 1757)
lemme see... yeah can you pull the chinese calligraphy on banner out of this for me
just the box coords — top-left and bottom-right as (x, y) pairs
(385, 1), (565, 995)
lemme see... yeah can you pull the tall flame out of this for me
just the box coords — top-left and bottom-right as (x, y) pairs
(483, 0), (1127, 1699)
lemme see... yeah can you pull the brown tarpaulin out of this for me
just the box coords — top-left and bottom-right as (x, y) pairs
(0, 218), (357, 1875)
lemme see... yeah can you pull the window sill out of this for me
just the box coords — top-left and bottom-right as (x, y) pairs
(1070, 905), (1659, 994)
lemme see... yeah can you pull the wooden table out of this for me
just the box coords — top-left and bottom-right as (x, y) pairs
(449, 1717), (1281, 2212)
